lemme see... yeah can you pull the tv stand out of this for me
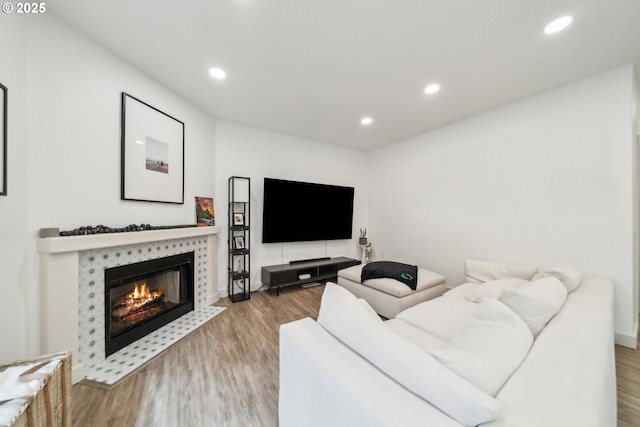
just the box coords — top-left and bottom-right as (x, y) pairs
(262, 257), (360, 296)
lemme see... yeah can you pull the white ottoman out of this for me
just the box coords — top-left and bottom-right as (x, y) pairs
(337, 263), (446, 319)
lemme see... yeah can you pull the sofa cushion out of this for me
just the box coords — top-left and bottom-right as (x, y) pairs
(498, 276), (567, 336)
(385, 318), (448, 351)
(465, 259), (537, 283)
(442, 282), (481, 298)
(317, 283), (500, 426)
(430, 297), (533, 396)
(464, 277), (529, 303)
(395, 294), (477, 341)
(532, 266), (582, 293)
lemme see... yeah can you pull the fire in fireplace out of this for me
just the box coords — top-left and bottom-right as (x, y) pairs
(104, 252), (195, 356)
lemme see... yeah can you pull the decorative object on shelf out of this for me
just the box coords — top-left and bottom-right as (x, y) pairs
(57, 223), (195, 237)
(39, 228), (60, 238)
(195, 196), (215, 226)
(234, 236), (245, 249)
(228, 176), (251, 302)
(359, 228), (371, 263)
(363, 242), (373, 263)
(233, 212), (245, 226)
(359, 228), (367, 245)
(121, 92), (185, 204)
(0, 82), (6, 196)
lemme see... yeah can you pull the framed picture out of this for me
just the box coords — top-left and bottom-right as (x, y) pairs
(234, 236), (245, 249)
(0, 82), (6, 196)
(121, 92), (184, 203)
(195, 196), (215, 226)
(233, 213), (245, 226)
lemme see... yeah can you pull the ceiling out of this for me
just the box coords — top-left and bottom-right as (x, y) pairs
(49, 0), (640, 151)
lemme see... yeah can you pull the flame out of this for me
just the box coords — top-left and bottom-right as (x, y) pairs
(111, 281), (167, 325)
(123, 282), (163, 310)
(132, 283), (150, 299)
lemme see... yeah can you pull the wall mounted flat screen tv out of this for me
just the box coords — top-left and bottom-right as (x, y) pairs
(262, 178), (355, 243)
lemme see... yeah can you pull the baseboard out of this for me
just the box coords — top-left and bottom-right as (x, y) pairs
(615, 325), (638, 349)
(72, 362), (85, 384)
(216, 284), (267, 300)
(207, 291), (221, 305)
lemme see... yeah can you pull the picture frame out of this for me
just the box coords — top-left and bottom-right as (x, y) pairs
(0, 82), (6, 196)
(233, 213), (245, 226)
(121, 92), (184, 204)
(234, 236), (245, 249)
(195, 196), (215, 226)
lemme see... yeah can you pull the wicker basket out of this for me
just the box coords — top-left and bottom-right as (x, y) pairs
(0, 351), (71, 427)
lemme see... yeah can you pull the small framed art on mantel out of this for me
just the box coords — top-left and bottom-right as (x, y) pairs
(121, 92), (185, 204)
(195, 196), (215, 226)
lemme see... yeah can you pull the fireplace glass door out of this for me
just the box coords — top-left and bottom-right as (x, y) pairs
(104, 252), (194, 356)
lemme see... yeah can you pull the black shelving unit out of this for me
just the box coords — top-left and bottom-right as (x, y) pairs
(228, 176), (251, 302)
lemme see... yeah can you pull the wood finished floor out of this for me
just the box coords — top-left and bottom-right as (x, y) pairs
(73, 284), (640, 427)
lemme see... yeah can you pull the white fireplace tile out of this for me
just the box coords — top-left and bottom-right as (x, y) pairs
(78, 236), (212, 381)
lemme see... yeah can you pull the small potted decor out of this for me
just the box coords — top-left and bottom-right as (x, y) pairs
(359, 228), (368, 246)
(364, 242), (373, 263)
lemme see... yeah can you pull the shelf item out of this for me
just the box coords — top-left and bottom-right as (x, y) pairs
(261, 257), (360, 296)
(228, 176), (251, 302)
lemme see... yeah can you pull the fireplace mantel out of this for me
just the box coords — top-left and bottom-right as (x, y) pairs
(38, 226), (221, 383)
(38, 226), (220, 254)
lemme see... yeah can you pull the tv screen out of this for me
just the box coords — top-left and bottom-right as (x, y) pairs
(262, 178), (355, 243)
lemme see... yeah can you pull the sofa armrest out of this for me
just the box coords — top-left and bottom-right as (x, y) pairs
(279, 317), (462, 427)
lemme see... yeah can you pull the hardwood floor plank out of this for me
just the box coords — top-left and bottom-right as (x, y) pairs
(73, 284), (640, 426)
(72, 285), (322, 427)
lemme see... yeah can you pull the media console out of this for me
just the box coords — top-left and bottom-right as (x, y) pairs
(261, 257), (361, 296)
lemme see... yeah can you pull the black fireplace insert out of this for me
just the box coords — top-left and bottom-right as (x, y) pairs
(104, 252), (194, 356)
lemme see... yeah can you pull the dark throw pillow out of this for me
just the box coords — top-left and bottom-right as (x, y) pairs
(361, 261), (419, 290)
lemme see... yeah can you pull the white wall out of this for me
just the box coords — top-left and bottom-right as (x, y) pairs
(0, 14), (218, 362)
(214, 120), (369, 294)
(369, 65), (638, 343)
(634, 72), (640, 321)
(26, 16), (217, 231)
(1, 11), (635, 361)
(0, 18), (29, 362)
(0, 14), (369, 362)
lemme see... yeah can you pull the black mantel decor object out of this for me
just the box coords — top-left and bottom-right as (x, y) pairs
(40, 223), (197, 237)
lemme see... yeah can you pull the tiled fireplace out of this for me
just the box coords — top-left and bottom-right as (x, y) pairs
(38, 226), (221, 384)
(104, 251), (195, 356)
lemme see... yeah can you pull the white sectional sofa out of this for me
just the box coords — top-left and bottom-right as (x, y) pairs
(279, 261), (616, 427)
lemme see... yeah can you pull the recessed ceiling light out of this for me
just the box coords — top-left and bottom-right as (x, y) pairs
(424, 84), (440, 95)
(209, 67), (227, 79)
(361, 117), (373, 125)
(544, 16), (573, 34)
